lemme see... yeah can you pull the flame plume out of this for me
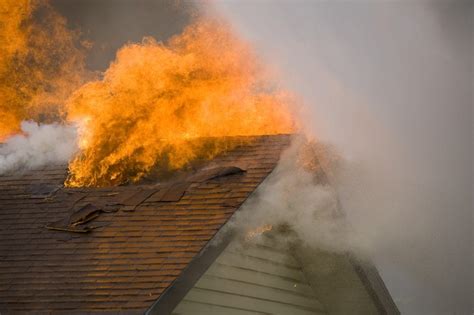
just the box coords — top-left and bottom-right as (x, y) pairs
(0, 0), (88, 140)
(65, 20), (296, 187)
(0, 1), (296, 186)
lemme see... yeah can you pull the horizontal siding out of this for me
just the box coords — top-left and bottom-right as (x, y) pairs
(226, 243), (300, 268)
(172, 234), (327, 315)
(206, 264), (316, 296)
(182, 288), (325, 315)
(195, 275), (324, 310)
(216, 252), (305, 282)
(173, 300), (267, 315)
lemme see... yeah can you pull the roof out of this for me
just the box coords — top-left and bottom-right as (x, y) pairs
(0, 134), (292, 314)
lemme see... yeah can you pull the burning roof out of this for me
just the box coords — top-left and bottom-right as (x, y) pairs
(0, 0), (296, 187)
(0, 2), (400, 314)
(0, 134), (291, 313)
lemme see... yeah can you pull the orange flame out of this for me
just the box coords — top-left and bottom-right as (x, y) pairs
(1, 1), (297, 186)
(65, 20), (296, 187)
(0, 0), (88, 140)
(245, 224), (273, 242)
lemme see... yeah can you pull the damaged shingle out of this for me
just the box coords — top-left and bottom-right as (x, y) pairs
(44, 166), (247, 232)
(0, 134), (291, 313)
(189, 166), (245, 183)
(112, 189), (158, 211)
(46, 203), (105, 233)
(147, 182), (190, 202)
(146, 166), (246, 202)
(118, 189), (157, 206)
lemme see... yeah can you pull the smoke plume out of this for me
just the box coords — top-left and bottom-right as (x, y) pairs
(213, 1), (472, 314)
(227, 137), (367, 254)
(0, 121), (78, 174)
(0, 1), (470, 313)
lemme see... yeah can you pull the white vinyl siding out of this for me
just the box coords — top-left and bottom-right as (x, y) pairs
(172, 235), (327, 315)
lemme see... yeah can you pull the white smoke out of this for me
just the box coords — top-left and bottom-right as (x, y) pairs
(227, 138), (369, 256)
(0, 121), (78, 174)
(212, 1), (472, 314)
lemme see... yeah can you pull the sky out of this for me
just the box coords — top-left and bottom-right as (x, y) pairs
(48, 1), (473, 313)
(51, 0), (193, 70)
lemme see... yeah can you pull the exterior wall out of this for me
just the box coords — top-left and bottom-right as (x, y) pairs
(294, 245), (399, 315)
(172, 234), (327, 315)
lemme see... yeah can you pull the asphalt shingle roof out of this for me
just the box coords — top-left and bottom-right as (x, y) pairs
(0, 134), (291, 314)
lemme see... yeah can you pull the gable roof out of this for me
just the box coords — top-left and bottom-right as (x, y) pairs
(0, 134), (292, 314)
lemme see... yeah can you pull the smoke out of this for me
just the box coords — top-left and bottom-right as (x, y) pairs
(0, 121), (78, 174)
(227, 137), (369, 255)
(213, 1), (472, 314)
(0, 1), (471, 312)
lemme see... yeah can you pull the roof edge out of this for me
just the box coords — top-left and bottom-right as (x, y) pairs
(307, 144), (400, 314)
(145, 228), (235, 315)
(350, 255), (401, 315)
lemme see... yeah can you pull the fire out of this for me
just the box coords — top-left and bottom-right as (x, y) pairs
(245, 224), (273, 241)
(65, 20), (296, 187)
(0, 0), (87, 140)
(1, 1), (297, 186)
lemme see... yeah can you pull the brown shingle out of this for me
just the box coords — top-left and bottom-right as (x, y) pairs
(0, 134), (291, 313)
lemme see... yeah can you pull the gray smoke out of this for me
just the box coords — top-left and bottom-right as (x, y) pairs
(213, 1), (473, 314)
(0, 121), (78, 174)
(226, 139), (351, 250)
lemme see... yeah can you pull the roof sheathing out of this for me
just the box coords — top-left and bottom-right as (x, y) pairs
(0, 134), (292, 314)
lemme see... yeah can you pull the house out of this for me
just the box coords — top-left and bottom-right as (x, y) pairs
(0, 134), (399, 314)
